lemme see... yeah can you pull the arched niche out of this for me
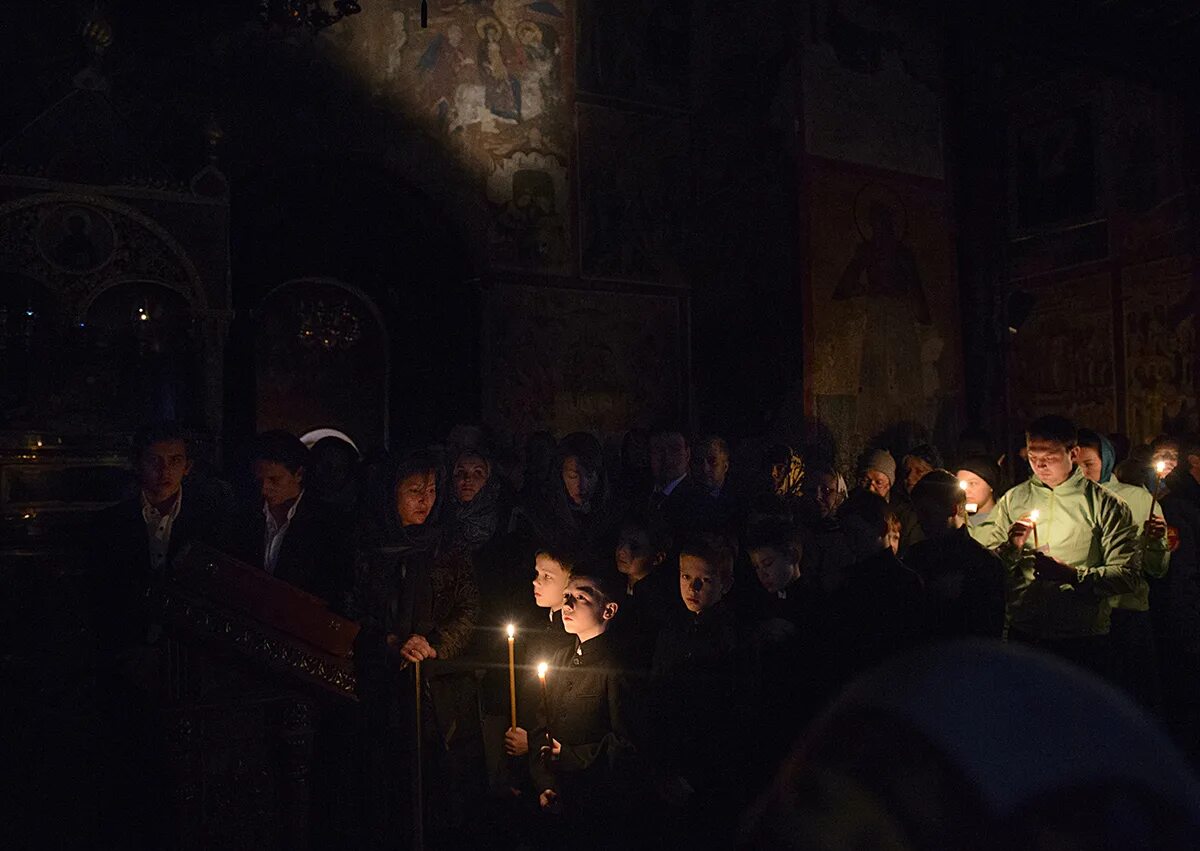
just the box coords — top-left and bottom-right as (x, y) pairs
(0, 275), (65, 429)
(255, 278), (388, 451)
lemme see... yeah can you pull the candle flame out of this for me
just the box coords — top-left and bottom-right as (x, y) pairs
(506, 623), (515, 639)
(1157, 460), (1167, 475)
(1029, 509), (1040, 523)
(958, 479), (968, 491)
(537, 662), (548, 680)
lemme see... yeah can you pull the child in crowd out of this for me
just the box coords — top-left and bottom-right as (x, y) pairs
(528, 572), (643, 847)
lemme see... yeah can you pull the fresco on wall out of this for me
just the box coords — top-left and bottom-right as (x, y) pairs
(575, 0), (690, 106)
(807, 161), (961, 464)
(1012, 104), (1097, 233)
(1123, 256), (1197, 444)
(481, 282), (684, 439)
(802, 0), (944, 179)
(577, 103), (690, 282)
(323, 0), (573, 274)
(1009, 271), (1117, 431)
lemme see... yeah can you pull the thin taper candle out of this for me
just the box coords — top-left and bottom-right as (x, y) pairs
(1029, 509), (1040, 552)
(506, 623), (517, 728)
(1149, 461), (1167, 522)
(537, 661), (551, 751)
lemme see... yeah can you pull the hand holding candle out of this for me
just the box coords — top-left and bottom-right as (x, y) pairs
(1029, 509), (1040, 551)
(506, 623), (517, 729)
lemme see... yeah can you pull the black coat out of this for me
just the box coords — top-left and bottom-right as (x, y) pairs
(89, 485), (226, 653)
(903, 526), (1006, 641)
(227, 493), (353, 604)
(528, 632), (643, 818)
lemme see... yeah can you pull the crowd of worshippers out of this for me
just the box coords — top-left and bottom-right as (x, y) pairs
(87, 415), (1200, 848)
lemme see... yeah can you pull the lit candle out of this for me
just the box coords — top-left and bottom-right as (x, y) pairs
(1148, 460), (1167, 522)
(537, 661), (551, 752)
(1029, 509), (1040, 551)
(506, 624), (517, 728)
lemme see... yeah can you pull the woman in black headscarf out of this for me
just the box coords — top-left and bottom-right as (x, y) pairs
(516, 431), (623, 555)
(346, 449), (483, 848)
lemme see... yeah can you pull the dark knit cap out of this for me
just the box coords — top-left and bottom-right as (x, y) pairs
(955, 455), (1000, 495)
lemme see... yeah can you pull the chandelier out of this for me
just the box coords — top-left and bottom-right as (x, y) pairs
(258, 0), (363, 30)
(297, 299), (362, 351)
(257, 0), (430, 30)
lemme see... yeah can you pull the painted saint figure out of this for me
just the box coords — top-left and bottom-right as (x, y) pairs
(477, 16), (521, 121)
(833, 190), (932, 437)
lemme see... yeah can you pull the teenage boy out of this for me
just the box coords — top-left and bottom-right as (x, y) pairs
(528, 573), (642, 844)
(648, 535), (738, 845)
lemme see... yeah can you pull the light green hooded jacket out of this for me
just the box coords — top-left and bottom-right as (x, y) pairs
(976, 466), (1139, 638)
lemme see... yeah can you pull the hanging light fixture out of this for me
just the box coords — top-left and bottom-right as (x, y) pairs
(258, 0), (363, 30)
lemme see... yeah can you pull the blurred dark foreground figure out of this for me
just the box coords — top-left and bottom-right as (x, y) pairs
(741, 640), (1200, 850)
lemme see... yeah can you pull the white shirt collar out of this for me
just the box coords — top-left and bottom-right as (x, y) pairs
(263, 490), (303, 530)
(142, 486), (183, 525)
(660, 473), (688, 497)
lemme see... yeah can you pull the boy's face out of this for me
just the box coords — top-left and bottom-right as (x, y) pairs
(749, 545), (799, 595)
(679, 554), (725, 613)
(532, 554), (570, 610)
(561, 577), (616, 638)
(615, 525), (660, 578)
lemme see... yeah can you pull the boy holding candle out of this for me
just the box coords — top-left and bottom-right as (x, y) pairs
(527, 572), (644, 846)
(975, 415), (1139, 678)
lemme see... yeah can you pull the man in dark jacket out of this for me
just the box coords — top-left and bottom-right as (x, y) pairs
(228, 431), (352, 605)
(904, 470), (1006, 641)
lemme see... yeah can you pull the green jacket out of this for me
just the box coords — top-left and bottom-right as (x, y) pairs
(977, 467), (1139, 638)
(1101, 479), (1169, 612)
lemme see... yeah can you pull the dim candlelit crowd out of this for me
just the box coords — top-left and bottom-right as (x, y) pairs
(89, 415), (1200, 848)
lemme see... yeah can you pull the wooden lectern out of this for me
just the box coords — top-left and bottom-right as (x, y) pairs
(150, 543), (359, 850)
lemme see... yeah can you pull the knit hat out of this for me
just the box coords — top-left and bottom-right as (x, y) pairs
(956, 455), (1000, 496)
(863, 449), (897, 485)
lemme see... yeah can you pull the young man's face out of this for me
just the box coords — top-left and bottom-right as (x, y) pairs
(561, 456), (598, 506)
(649, 432), (690, 486)
(614, 525), (660, 579)
(749, 545), (799, 595)
(903, 457), (933, 492)
(396, 471), (437, 526)
(1075, 445), (1104, 483)
(561, 577), (616, 639)
(679, 554), (726, 613)
(1026, 438), (1074, 487)
(532, 554), (570, 610)
(695, 442), (730, 492)
(452, 454), (489, 504)
(138, 439), (190, 502)
(255, 460), (303, 508)
(861, 469), (891, 499)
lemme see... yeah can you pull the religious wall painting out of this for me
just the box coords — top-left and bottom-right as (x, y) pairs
(486, 149), (570, 273)
(802, 0), (944, 179)
(575, 0), (690, 107)
(35, 203), (116, 274)
(1008, 272), (1117, 432)
(481, 282), (684, 439)
(1011, 104), (1097, 233)
(1009, 220), (1109, 281)
(577, 103), (690, 282)
(1123, 256), (1197, 445)
(806, 161), (961, 466)
(321, 0), (573, 274)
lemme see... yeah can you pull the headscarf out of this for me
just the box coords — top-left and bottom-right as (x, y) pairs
(447, 449), (505, 550)
(1096, 432), (1117, 484)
